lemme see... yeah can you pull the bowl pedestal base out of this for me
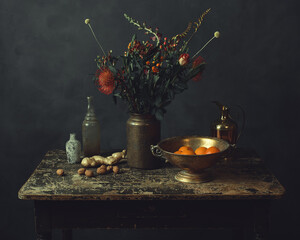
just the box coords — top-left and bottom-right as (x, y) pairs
(175, 170), (213, 183)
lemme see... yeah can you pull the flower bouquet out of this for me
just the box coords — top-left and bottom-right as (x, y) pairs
(85, 9), (219, 169)
(85, 8), (219, 120)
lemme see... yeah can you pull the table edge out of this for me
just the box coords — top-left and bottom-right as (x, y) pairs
(18, 191), (286, 201)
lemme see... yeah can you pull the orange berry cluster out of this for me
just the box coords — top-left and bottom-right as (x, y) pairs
(146, 56), (164, 73)
(125, 36), (179, 74)
(126, 40), (154, 58)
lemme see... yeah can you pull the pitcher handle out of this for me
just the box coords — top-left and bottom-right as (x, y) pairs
(230, 104), (246, 142)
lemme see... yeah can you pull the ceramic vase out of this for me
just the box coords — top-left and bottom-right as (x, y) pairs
(126, 113), (161, 169)
(66, 133), (81, 164)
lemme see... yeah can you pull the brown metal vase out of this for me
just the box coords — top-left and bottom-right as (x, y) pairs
(126, 113), (161, 169)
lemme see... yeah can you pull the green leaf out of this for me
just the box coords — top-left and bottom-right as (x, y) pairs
(155, 108), (164, 120)
(186, 63), (205, 80)
(154, 96), (162, 107)
(131, 33), (136, 43)
(168, 89), (175, 100)
(153, 75), (159, 84)
(108, 66), (117, 74)
(161, 100), (171, 108)
(175, 81), (187, 90)
(113, 92), (122, 98)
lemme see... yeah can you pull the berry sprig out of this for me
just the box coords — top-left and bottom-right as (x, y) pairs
(171, 22), (192, 42)
(193, 8), (211, 34)
(184, 8), (211, 45)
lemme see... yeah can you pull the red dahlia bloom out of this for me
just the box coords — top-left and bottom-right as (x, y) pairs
(192, 56), (205, 82)
(192, 56), (204, 68)
(96, 68), (115, 95)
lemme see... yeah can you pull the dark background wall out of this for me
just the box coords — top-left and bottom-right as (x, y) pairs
(1, 0), (299, 239)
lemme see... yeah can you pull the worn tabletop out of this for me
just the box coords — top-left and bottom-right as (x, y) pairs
(18, 149), (285, 201)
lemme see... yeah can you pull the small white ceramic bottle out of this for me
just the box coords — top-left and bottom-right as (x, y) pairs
(66, 133), (81, 163)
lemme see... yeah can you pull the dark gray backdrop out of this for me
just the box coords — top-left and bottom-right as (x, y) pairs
(1, 0), (299, 239)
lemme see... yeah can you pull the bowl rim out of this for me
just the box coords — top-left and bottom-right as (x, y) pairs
(157, 135), (231, 156)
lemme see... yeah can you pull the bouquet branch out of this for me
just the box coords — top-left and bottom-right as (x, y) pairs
(85, 9), (220, 120)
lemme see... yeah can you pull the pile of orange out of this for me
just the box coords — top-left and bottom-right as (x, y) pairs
(174, 146), (220, 155)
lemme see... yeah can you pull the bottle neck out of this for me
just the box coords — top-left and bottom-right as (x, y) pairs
(87, 96), (94, 112)
(70, 133), (76, 140)
(85, 96), (97, 120)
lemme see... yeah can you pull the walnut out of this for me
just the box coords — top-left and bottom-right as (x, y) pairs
(113, 166), (119, 174)
(97, 167), (107, 175)
(85, 170), (94, 177)
(77, 168), (86, 175)
(56, 169), (64, 176)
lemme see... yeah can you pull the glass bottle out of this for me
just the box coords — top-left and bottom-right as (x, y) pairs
(82, 96), (100, 157)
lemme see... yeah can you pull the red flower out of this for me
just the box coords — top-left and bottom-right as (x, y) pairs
(192, 56), (205, 82)
(179, 53), (190, 66)
(193, 72), (203, 82)
(96, 68), (115, 95)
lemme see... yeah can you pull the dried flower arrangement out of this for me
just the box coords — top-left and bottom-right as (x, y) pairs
(85, 9), (219, 119)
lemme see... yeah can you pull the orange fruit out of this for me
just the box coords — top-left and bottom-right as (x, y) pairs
(178, 146), (194, 152)
(174, 150), (182, 154)
(205, 146), (220, 154)
(180, 149), (195, 155)
(195, 147), (207, 155)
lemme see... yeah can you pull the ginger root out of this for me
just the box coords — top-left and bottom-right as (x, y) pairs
(81, 150), (126, 168)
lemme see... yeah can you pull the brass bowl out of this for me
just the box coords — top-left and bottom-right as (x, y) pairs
(151, 136), (230, 183)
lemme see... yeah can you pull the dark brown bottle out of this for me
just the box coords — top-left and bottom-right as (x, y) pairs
(211, 102), (238, 145)
(82, 96), (100, 157)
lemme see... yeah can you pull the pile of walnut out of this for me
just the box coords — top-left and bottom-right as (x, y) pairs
(77, 165), (119, 177)
(78, 150), (126, 177)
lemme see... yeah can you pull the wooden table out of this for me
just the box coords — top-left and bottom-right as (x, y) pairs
(18, 149), (285, 240)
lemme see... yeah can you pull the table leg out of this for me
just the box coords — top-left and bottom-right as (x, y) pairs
(34, 201), (52, 240)
(62, 229), (72, 240)
(253, 201), (270, 240)
(36, 232), (52, 240)
(232, 227), (244, 240)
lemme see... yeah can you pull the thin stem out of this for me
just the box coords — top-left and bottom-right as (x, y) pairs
(118, 77), (139, 112)
(185, 31), (196, 46)
(87, 23), (107, 58)
(131, 22), (160, 46)
(192, 35), (215, 59)
(145, 27), (160, 46)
